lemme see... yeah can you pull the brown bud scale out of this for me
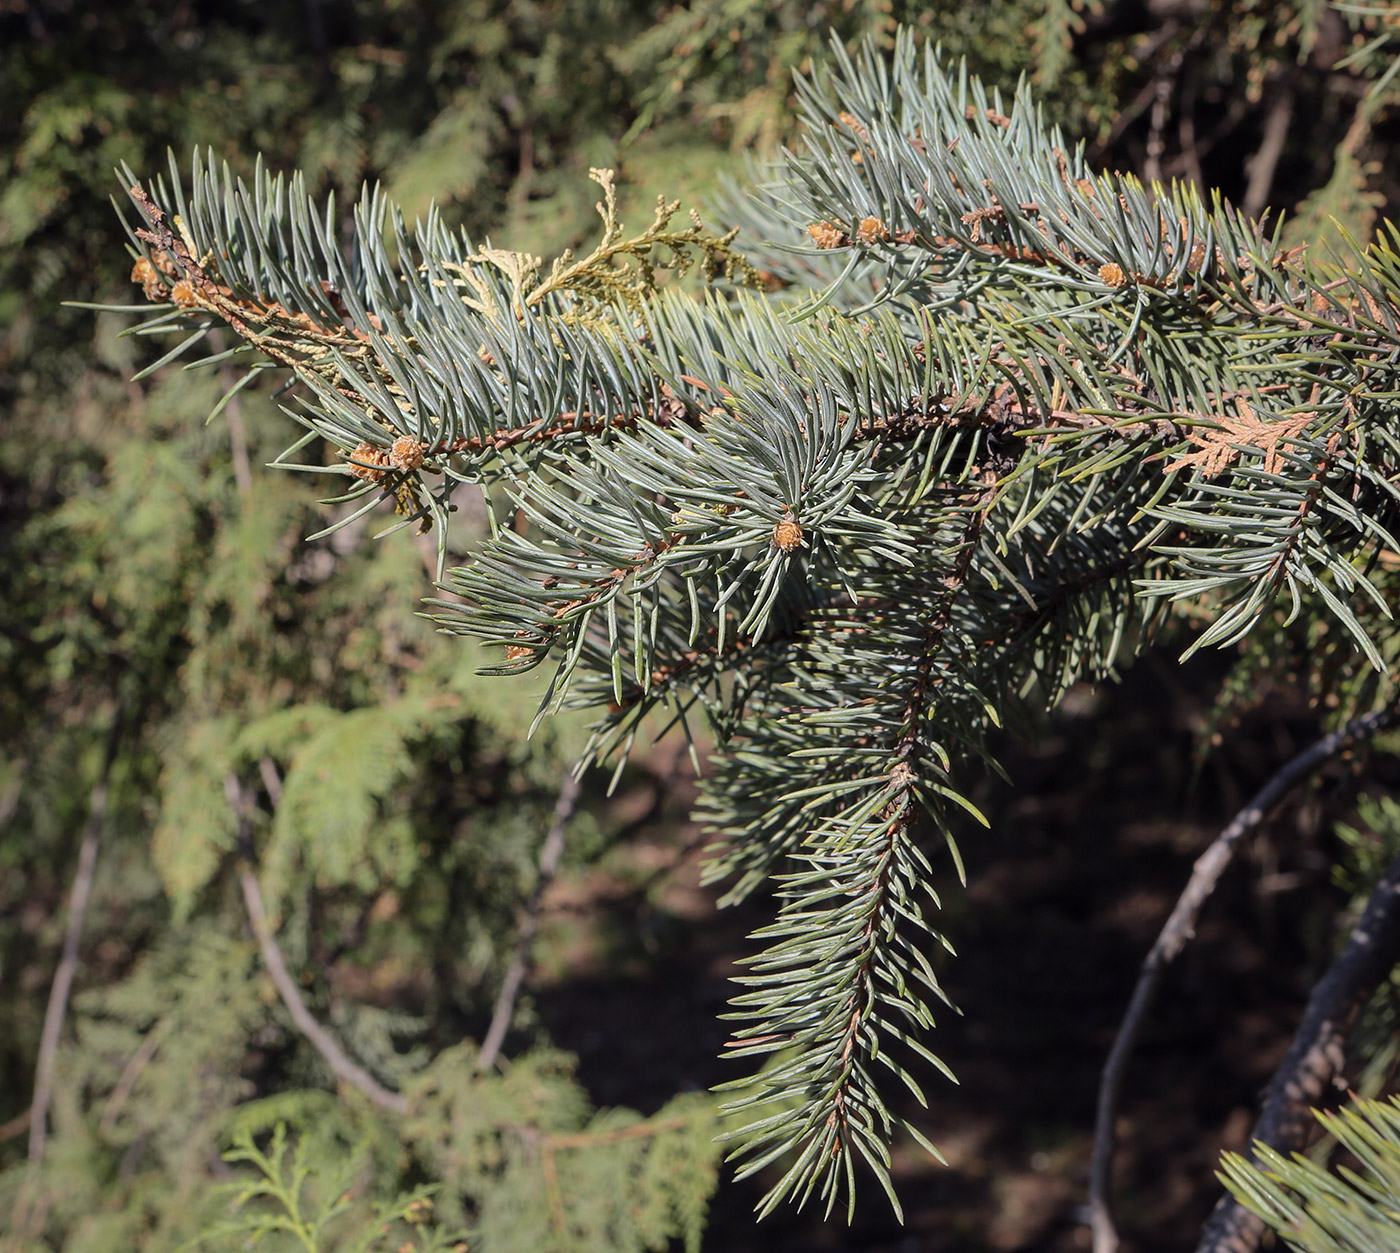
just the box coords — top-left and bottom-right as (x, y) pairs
(773, 515), (804, 553)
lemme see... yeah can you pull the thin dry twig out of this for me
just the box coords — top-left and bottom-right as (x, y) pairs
(99, 1018), (173, 1135)
(0, 758), (24, 831)
(226, 771), (408, 1115)
(27, 717), (123, 1164)
(258, 754), (283, 805)
(1144, 71), (1173, 185)
(1242, 75), (1297, 221)
(543, 1114), (688, 1152)
(540, 1139), (567, 1235)
(1194, 849), (1400, 1253)
(219, 422), (404, 1110)
(478, 770), (583, 1071)
(1089, 704), (1400, 1253)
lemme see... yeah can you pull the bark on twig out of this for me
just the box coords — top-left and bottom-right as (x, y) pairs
(220, 363), (253, 496)
(226, 772), (408, 1115)
(27, 718), (123, 1163)
(478, 770), (583, 1071)
(258, 754), (283, 805)
(1089, 705), (1400, 1253)
(1195, 849), (1400, 1253)
(1144, 74), (1173, 185)
(1243, 76), (1297, 220)
(99, 1018), (172, 1134)
(0, 759), (24, 831)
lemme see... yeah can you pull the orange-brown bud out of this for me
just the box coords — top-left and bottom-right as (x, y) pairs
(773, 514), (804, 553)
(1098, 261), (1128, 288)
(389, 435), (427, 470)
(347, 441), (389, 483)
(131, 256), (164, 301)
(855, 217), (891, 245)
(170, 279), (198, 308)
(807, 221), (847, 250)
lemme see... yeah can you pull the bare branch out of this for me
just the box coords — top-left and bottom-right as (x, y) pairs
(99, 1019), (172, 1135)
(258, 754), (283, 806)
(1144, 72), (1173, 185)
(1089, 704), (1400, 1253)
(478, 769), (583, 1072)
(1242, 75), (1296, 221)
(225, 772), (408, 1115)
(0, 758), (24, 831)
(27, 718), (122, 1163)
(1195, 849), (1400, 1253)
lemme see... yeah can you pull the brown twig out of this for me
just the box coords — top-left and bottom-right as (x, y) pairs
(258, 754), (283, 805)
(1195, 848), (1400, 1253)
(0, 758), (24, 831)
(1242, 75), (1297, 222)
(225, 772), (408, 1115)
(219, 364), (254, 496)
(1175, 67), (1204, 192)
(520, 1110), (692, 1240)
(98, 1019), (172, 1135)
(1145, 73), (1173, 185)
(540, 1140), (567, 1235)
(27, 716), (123, 1164)
(1089, 704), (1400, 1253)
(478, 770), (583, 1071)
(543, 1114), (689, 1152)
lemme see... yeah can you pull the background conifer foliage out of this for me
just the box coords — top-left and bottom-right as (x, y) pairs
(11, 2), (1400, 1251)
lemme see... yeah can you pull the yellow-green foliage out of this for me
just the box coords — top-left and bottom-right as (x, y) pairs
(1221, 1096), (1400, 1252)
(405, 1046), (720, 1253)
(4, 929), (267, 1253)
(180, 1123), (468, 1253)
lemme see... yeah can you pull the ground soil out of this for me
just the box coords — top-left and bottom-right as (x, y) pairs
(533, 648), (1392, 1252)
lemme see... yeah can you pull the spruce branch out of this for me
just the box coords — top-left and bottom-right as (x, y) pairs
(107, 26), (1400, 1222)
(713, 485), (992, 1217)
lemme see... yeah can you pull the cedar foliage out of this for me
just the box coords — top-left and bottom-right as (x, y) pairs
(3, 4), (731, 1250)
